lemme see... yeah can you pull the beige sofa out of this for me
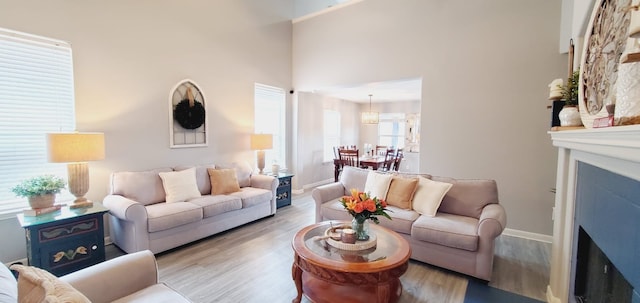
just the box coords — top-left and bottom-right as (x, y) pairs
(313, 166), (506, 281)
(2, 250), (190, 303)
(104, 163), (278, 254)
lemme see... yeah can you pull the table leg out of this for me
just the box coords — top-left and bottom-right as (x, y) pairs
(292, 260), (303, 303)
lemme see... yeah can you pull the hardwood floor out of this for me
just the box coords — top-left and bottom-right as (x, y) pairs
(106, 191), (550, 303)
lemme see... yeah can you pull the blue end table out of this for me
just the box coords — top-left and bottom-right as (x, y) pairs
(17, 203), (108, 276)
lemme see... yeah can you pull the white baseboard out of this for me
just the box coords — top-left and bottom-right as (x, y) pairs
(105, 236), (112, 246)
(503, 228), (553, 243)
(294, 178), (334, 194)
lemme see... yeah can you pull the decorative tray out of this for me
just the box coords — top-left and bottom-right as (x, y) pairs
(323, 226), (377, 251)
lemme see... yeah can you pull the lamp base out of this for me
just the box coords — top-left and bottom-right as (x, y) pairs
(257, 150), (266, 175)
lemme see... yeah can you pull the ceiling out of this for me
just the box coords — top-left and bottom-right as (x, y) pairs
(311, 78), (422, 103)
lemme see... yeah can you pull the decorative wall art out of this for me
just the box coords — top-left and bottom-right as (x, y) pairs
(579, 0), (632, 128)
(169, 79), (207, 148)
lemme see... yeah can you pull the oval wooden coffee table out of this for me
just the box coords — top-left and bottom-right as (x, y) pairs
(291, 221), (411, 303)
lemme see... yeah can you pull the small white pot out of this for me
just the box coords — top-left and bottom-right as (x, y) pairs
(559, 106), (583, 126)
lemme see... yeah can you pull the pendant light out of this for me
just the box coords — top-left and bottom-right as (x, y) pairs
(361, 94), (379, 124)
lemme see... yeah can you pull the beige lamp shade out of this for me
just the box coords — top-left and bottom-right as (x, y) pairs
(250, 134), (273, 150)
(47, 132), (105, 163)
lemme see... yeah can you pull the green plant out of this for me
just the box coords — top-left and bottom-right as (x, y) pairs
(560, 70), (580, 106)
(11, 175), (66, 197)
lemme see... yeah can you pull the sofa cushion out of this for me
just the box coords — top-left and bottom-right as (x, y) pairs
(216, 162), (252, 187)
(111, 283), (191, 303)
(339, 166), (369, 195)
(174, 164), (215, 195)
(188, 195), (242, 218)
(385, 176), (419, 209)
(378, 205), (420, 235)
(412, 176), (453, 217)
(230, 187), (272, 208)
(111, 168), (173, 205)
(411, 213), (479, 251)
(320, 200), (353, 221)
(145, 202), (203, 233)
(10, 264), (90, 303)
(159, 167), (201, 203)
(363, 171), (392, 199)
(433, 177), (498, 219)
(208, 168), (241, 195)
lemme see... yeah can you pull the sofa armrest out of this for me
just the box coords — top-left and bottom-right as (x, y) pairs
(477, 203), (507, 238)
(250, 174), (278, 192)
(61, 250), (158, 303)
(312, 182), (346, 222)
(103, 194), (148, 223)
(250, 174), (278, 214)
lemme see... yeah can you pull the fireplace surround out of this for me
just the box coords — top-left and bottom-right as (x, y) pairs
(548, 125), (640, 303)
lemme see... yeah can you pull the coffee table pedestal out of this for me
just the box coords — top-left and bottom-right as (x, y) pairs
(291, 221), (411, 303)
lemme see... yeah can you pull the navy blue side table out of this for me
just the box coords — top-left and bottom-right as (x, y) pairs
(269, 172), (294, 208)
(17, 203), (108, 276)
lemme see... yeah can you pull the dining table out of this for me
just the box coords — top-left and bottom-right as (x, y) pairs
(333, 155), (386, 181)
(359, 155), (386, 170)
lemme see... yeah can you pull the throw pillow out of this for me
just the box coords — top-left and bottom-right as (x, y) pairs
(385, 176), (419, 209)
(363, 171), (393, 200)
(158, 167), (202, 203)
(215, 162), (252, 187)
(412, 176), (453, 217)
(9, 264), (90, 303)
(208, 168), (241, 195)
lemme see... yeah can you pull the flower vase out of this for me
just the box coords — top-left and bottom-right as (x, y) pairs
(352, 218), (370, 241)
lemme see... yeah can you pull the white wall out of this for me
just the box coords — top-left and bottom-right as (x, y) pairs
(292, 0), (566, 235)
(0, 0), (292, 263)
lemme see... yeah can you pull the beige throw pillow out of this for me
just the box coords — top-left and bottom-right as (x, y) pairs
(412, 176), (453, 217)
(386, 177), (419, 209)
(10, 264), (91, 303)
(208, 168), (241, 195)
(363, 171), (393, 200)
(158, 167), (202, 203)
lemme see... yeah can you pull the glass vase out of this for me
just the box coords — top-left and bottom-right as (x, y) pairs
(352, 218), (370, 241)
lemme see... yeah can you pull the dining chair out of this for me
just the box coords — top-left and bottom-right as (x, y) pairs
(393, 148), (404, 171)
(375, 145), (388, 156)
(339, 149), (360, 168)
(381, 148), (396, 171)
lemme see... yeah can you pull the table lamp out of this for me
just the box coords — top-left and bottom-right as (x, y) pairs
(250, 134), (272, 174)
(47, 132), (105, 208)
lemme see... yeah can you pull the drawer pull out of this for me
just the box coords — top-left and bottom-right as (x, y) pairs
(92, 245), (97, 250)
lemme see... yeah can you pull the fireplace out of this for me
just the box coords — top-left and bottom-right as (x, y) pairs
(548, 125), (640, 303)
(571, 162), (640, 303)
(574, 227), (632, 303)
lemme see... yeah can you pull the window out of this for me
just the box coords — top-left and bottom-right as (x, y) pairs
(254, 83), (286, 169)
(0, 28), (76, 216)
(323, 110), (340, 162)
(378, 113), (405, 149)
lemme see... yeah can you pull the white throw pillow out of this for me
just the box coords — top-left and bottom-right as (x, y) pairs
(363, 171), (393, 200)
(412, 176), (453, 217)
(159, 167), (201, 203)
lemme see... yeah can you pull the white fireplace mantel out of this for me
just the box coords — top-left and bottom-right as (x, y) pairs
(547, 125), (640, 303)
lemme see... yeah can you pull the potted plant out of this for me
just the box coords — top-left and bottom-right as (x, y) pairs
(558, 70), (583, 126)
(11, 175), (66, 209)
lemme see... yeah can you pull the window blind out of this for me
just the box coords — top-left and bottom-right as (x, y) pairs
(254, 83), (286, 169)
(0, 28), (75, 217)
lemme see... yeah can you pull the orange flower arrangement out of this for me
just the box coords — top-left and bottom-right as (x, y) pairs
(340, 189), (392, 224)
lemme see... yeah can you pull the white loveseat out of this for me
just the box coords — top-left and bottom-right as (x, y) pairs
(104, 162), (278, 254)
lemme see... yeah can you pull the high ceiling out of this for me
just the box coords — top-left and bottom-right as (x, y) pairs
(312, 78), (422, 103)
